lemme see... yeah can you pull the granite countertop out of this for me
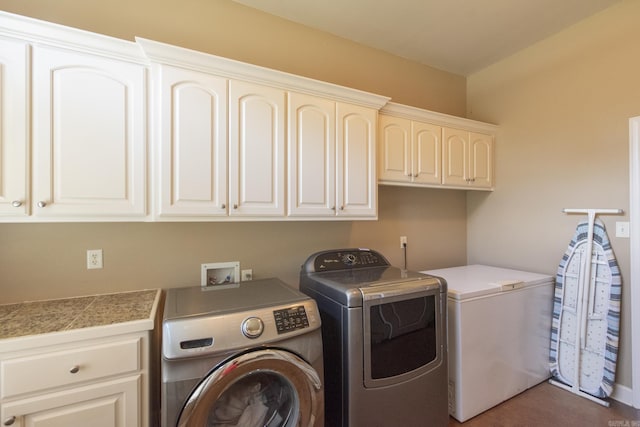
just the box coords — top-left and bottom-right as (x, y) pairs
(0, 289), (160, 341)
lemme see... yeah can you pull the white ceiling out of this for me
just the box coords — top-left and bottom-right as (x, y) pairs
(231, 0), (621, 75)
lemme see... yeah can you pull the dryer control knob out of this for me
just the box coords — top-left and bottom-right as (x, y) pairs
(241, 317), (264, 339)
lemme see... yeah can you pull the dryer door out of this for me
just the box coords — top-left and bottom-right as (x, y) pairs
(177, 349), (323, 427)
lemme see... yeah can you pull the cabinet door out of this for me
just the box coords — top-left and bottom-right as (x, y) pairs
(32, 46), (146, 218)
(412, 121), (441, 185)
(229, 80), (285, 217)
(155, 65), (228, 217)
(378, 115), (411, 183)
(336, 103), (377, 217)
(469, 132), (494, 188)
(288, 92), (336, 216)
(442, 126), (469, 187)
(1, 375), (140, 427)
(0, 38), (29, 217)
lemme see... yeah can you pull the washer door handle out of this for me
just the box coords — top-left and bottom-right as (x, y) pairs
(241, 317), (264, 338)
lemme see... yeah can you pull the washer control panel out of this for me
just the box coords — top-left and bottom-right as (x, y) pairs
(273, 305), (309, 334)
(163, 299), (320, 359)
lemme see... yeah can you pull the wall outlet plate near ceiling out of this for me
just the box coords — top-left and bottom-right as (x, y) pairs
(201, 261), (240, 288)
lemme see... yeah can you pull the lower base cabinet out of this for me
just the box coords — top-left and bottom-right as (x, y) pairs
(1, 332), (150, 427)
(2, 376), (140, 427)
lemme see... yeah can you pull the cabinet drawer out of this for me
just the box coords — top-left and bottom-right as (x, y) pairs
(1, 338), (140, 398)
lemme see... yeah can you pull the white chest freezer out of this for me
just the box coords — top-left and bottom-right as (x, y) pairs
(421, 265), (554, 422)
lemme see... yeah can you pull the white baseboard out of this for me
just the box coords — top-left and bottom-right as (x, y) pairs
(611, 383), (635, 407)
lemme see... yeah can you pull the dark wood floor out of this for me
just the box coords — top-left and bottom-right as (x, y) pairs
(449, 381), (640, 426)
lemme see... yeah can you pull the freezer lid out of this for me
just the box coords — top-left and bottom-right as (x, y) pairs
(421, 264), (554, 301)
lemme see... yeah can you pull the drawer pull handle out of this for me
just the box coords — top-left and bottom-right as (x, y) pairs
(69, 365), (80, 374)
(4, 416), (16, 426)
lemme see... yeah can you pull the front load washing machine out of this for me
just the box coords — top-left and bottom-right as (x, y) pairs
(161, 278), (324, 427)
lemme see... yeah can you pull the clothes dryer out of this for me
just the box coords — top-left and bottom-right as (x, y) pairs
(300, 249), (448, 427)
(161, 278), (324, 427)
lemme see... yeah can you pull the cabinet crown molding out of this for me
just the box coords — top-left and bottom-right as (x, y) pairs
(381, 102), (498, 134)
(136, 37), (390, 109)
(0, 11), (144, 64)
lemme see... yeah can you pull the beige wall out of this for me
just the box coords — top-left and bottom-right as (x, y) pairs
(0, 0), (468, 303)
(467, 0), (639, 390)
(0, 0), (465, 116)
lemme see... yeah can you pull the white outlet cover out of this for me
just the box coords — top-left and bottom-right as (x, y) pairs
(87, 249), (103, 269)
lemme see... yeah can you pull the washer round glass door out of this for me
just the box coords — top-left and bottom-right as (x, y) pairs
(177, 349), (323, 427)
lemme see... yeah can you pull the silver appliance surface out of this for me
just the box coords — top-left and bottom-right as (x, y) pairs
(300, 248), (445, 307)
(164, 278), (308, 319)
(161, 278), (324, 427)
(299, 248), (449, 427)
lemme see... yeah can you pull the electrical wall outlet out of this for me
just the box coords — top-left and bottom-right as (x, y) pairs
(87, 249), (103, 269)
(616, 221), (630, 238)
(400, 236), (408, 248)
(241, 269), (253, 281)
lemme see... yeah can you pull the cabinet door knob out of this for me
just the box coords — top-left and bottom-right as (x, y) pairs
(340, 206), (344, 211)
(331, 206), (336, 211)
(37, 201), (47, 208)
(69, 365), (80, 374)
(221, 204), (226, 209)
(233, 204), (238, 209)
(3, 416), (16, 426)
(413, 173), (419, 177)
(11, 201), (22, 207)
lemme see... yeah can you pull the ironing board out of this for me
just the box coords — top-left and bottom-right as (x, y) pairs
(549, 209), (622, 406)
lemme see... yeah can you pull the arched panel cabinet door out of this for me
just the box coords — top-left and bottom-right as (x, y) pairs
(336, 103), (377, 218)
(177, 349), (324, 427)
(0, 38), (29, 218)
(154, 64), (228, 218)
(228, 80), (285, 217)
(32, 44), (146, 219)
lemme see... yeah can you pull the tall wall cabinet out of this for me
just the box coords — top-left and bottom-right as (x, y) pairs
(0, 13), (147, 221)
(138, 37), (388, 221)
(379, 102), (497, 190)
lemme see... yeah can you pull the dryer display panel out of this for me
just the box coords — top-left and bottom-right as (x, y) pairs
(274, 306), (309, 334)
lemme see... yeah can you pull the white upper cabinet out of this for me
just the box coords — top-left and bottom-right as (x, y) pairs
(0, 38), (29, 217)
(336, 103), (377, 217)
(229, 80), (286, 217)
(469, 132), (493, 188)
(138, 37), (388, 221)
(0, 12), (392, 222)
(378, 115), (441, 185)
(379, 102), (496, 191)
(413, 122), (442, 185)
(442, 127), (494, 189)
(288, 92), (336, 217)
(153, 64), (228, 218)
(32, 45), (147, 218)
(288, 94), (377, 219)
(0, 12), (148, 222)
